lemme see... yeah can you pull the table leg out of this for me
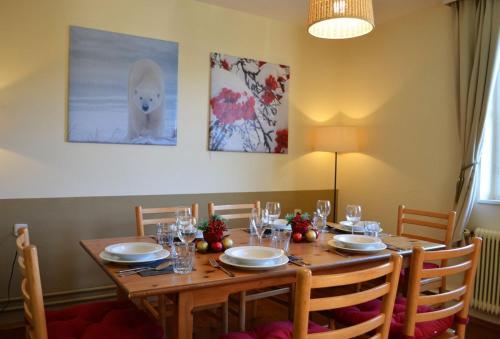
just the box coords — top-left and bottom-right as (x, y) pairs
(177, 291), (194, 339)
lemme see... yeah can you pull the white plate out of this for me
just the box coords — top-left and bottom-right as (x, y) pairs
(272, 219), (291, 230)
(327, 240), (387, 254)
(334, 234), (382, 250)
(219, 253), (289, 270)
(99, 249), (170, 264)
(105, 242), (163, 260)
(225, 246), (284, 266)
(328, 222), (383, 234)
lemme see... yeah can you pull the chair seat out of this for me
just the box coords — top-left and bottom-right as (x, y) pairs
(331, 296), (454, 339)
(220, 320), (327, 339)
(46, 300), (163, 339)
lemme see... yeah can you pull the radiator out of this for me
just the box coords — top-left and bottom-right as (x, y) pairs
(473, 228), (500, 315)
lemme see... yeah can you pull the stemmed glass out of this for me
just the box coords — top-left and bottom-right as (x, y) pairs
(250, 208), (267, 245)
(176, 207), (196, 243)
(266, 202), (281, 227)
(317, 200), (331, 233)
(345, 205), (362, 234)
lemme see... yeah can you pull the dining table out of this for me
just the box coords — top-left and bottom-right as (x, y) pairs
(80, 227), (445, 339)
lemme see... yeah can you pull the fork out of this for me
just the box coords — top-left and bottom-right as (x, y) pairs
(209, 258), (235, 277)
(118, 262), (173, 276)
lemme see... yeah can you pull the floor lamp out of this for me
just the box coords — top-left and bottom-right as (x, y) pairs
(312, 126), (359, 223)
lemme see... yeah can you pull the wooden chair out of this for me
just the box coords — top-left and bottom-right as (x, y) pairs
(397, 205), (456, 292)
(16, 227), (162, 339)
(134, 203), (199, 328)
(210, 201), (286, 331)
(403, 237), (482, 339)
(135, 203), (199, 236)
(294, 253), (402, 339)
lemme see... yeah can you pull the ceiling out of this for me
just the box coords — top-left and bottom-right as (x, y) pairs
(196, 0), (444, 26)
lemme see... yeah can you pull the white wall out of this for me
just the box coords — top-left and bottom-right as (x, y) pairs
(0, 0), (340, 199)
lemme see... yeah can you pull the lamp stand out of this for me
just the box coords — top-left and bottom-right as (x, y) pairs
(333, 151), (338, 223)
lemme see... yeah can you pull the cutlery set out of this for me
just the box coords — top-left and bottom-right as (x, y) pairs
(118, 261), (173, 276)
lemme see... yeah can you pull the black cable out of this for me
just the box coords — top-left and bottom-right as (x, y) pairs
(0, 251), (18, 313)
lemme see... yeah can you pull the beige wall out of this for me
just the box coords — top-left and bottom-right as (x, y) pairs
(0, 0), (339, 199)
(323, 5), (462, 233)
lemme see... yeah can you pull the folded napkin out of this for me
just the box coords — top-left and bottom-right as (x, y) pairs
(126, 259), (174, 277)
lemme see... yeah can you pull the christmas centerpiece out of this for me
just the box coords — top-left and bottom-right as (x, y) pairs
(196, 215), (233, 253)
(286, 212), (318, 243)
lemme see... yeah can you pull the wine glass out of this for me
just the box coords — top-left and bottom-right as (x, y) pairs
(345, 205), (362, 234)
(176, 207), (195, 243)
(266, 202), (281, 226)
(316, 200), (331, 233)
(250, 208), (266, 245)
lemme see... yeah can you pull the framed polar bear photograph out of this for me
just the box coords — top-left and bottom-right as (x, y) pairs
(68, 26), (178, 146)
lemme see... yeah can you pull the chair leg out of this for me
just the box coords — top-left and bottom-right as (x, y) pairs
(288, 283), (295, 320)
(239, 291), (246, 331)
(223, 301), (229, 334)
(159, 295), (167, 335)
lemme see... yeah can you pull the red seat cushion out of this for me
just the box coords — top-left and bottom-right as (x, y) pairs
(331, 296), (453, 339)
(220, 320), (327, 339)
(46, 300), (163, 339)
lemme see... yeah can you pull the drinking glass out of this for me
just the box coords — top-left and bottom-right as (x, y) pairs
(173, 242), (195, 274)
(316, 200), (331, 233)
(364, 221), (381, 238)
(265, 202), (281, 226)
(272, 229), (292, 254)
(178, 221), (196, 244)
(250, 208), (266, 245)
(346, 205), (362, 234)
(176, 207), (192, 228)
(156, 223), (168, 247)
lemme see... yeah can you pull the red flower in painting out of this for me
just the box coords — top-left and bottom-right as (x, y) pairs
(210, 88), (256, 124)
(261, 90), (276, 105)
(265, 75), (279, 90)
(274, 129), (288, 153)
(221, 59), (231, 70)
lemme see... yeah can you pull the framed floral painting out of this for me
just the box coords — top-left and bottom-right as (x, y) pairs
(209, 53), (290, 153)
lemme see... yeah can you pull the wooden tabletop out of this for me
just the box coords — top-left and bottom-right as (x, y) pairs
(80, 229), (444, 298)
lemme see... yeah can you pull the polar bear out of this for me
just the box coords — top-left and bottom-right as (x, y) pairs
(128, 59), (165, 140)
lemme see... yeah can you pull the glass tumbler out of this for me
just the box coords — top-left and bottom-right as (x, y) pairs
(173, 242), (195, 274)
(272, 229), (292, 254)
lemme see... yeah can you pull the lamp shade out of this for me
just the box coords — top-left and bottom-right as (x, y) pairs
(308, 0), (375, 39)
(312, 126), (359, 153)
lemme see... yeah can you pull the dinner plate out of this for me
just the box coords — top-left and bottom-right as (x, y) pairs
(333, 234), (382, 250)
(327, 240), (387, 254)
(219, 253), (289, 270)
(99, 249), (170, 264)
(327, 221), (383, 234)
(272, 219), (292, 230)
(225, 246), (284, 266)
(105, 242), (163, 260)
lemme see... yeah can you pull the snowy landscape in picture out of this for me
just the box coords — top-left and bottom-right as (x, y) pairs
(209, 53), (290, 153)
(68, 26), (178, 145)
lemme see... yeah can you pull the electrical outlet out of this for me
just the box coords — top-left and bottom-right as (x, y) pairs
(13, 223), (28, 237)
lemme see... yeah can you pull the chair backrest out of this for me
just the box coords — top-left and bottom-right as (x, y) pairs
(293, 253), (402, 339)
(16, 228), (48, 339)
(208, 201), (260, 221)
(134, 203), (199, 236)
(397, 205), (456, 247)
(404, 237), (482, 339)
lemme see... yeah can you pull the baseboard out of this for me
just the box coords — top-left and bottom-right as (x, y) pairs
(469, 308), (500, 326)
(0, 285), (116, 327)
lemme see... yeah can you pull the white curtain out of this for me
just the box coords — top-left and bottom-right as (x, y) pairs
(479, 71), (500, 201)
(453, 0), (500, 242)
